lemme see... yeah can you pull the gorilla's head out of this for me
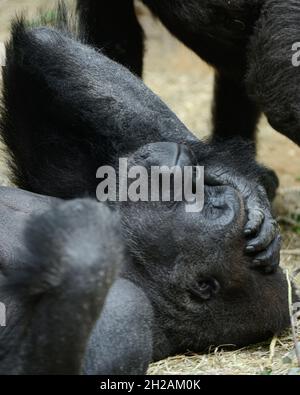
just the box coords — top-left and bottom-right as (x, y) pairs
(120, 142), (290, 360)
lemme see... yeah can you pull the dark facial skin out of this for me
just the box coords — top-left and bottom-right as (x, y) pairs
(122, 191), (289, 360)
(119, 144), (290, 361)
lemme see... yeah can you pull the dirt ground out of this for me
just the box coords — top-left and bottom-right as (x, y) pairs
(0, 0), (299, 375)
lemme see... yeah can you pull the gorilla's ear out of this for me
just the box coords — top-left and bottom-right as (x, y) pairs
(83, 278), (154, 375)
(0, 13), (195, 198)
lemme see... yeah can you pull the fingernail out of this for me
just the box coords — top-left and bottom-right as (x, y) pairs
(244, 229), (252, 236)
(246, 246), (255, 253)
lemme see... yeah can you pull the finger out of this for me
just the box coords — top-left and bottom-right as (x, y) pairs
(245, 217), (278, 253)
(249, 234), (281, 274)
(244, 208), (265, 236)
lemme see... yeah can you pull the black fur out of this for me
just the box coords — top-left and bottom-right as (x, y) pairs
(0, 189), (123, 374)
(77, 0), (144, 76)
(77, 0), (300, 146)
(0, 13), (283, 269)
(0, 8), (292, 375)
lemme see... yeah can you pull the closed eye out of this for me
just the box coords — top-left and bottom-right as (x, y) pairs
(190, 278), (220, 301)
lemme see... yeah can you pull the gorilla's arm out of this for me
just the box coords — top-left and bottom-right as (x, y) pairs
(1, 18), (197, 198)
(0, 17), (279, 270)
(0, 189), (121, 374)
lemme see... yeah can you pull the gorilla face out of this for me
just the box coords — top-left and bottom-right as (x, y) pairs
(121, 142), (290, 360)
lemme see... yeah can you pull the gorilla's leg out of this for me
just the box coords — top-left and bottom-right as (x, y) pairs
(77, 0), (144, 76)
(83, 279), (154, 375)
(246, 0), (300, 146)
(212, 72), (260, 142)
(138, 0), (261, 142)
(0, 198), (121, 375)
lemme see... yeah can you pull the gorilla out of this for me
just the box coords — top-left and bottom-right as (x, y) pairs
(0, 185), (289, 375)
(0, 7), (292, 375)
(76, 0), (300, 146)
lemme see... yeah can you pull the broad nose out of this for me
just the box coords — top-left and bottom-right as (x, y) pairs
(175, 144), (196, 167)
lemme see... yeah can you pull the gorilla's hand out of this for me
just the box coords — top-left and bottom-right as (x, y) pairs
(242, 184), (281, 274)
(205, 169), (281, 274)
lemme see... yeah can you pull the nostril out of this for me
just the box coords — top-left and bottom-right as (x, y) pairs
(176, 144), (196, 167)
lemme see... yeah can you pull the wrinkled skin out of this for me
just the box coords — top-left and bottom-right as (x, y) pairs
(0, 9), (292, 375)
(119, 145), (289, 362)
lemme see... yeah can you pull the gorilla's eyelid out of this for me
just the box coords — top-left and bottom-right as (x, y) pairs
(190, 278), (220, 301)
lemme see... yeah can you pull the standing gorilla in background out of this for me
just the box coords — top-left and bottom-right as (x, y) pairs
(0, 6), (292, 375)
(77, 0), (300, 146)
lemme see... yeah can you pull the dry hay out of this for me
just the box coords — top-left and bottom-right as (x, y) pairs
(148, 270), (300, 376)
(147, 330), (299, 375)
